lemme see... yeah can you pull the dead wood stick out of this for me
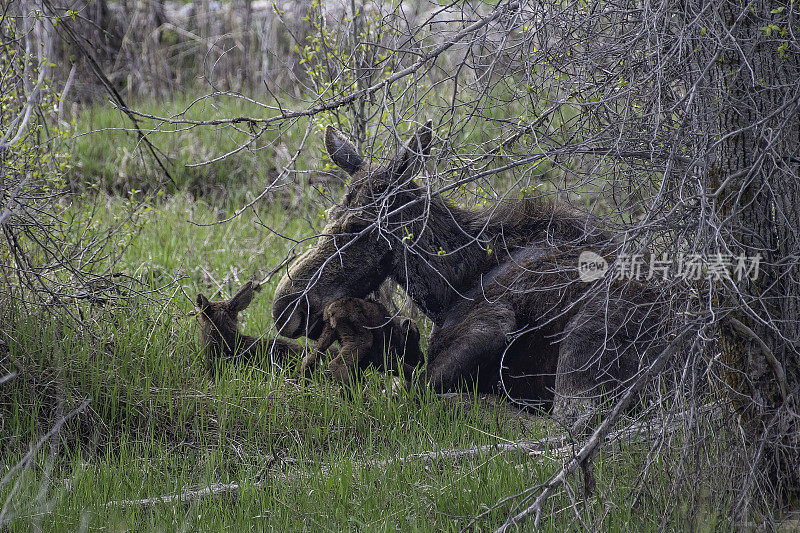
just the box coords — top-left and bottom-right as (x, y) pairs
(104, 427), (651, 511)
(105, 457), (310, 510)
(105, 438), (568, 510)
(107, 480), (262, 510)
(371, 439), (571, 469)
(104, 402), (707, 511)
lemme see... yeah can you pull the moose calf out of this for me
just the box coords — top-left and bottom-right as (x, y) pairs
(196, 281), (303, 379)
(300, 297), (423, 388)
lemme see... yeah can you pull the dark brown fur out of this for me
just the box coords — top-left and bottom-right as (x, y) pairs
(272, 123), (668, 433)
(299, 297), (423, 387)
(196, 281), (303, 379)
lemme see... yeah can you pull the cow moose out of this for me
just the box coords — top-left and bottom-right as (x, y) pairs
(196, 281), (304, 379)
(271, 122), (668, 433)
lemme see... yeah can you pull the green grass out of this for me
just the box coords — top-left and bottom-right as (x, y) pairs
(68, 92), (320, 198)
(0, 193), (737, 531)
(0, 194), (533, 530)
(1, 94), (738, 531)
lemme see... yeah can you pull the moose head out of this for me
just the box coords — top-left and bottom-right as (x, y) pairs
(272, 122), (433, 339)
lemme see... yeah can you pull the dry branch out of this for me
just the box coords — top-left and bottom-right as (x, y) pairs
(105, 412), (690, 511)
(106, 480), (264, 510)
(104, 440), (566, 510)
(41, 0), (174, 184)
(105, 0), (519, 167)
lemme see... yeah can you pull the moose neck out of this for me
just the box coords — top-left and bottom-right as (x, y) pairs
(386, 190), (497, 325)
(381, 186), (605, 325)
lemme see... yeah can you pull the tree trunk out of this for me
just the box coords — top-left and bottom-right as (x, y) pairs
(708, 0), (800, 502)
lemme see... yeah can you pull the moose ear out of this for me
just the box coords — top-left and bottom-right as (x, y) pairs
(228, 281), (256, 315)
(325, 126), (364, 175)
(391, 120), (433, 183)
(196, 294), (210, 313)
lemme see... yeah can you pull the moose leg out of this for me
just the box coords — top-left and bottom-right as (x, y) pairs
(553, 300), (651, 427)
(399, 362), (417, 388)
(301, 323), (336, 376)
(553, 314), (607, 498)
(327, 324), (373, 387)
(426, 302), (516, 394)
(266, 337), (304, 364)
(383, 360), (418, 392)
(553, 301), (649, 498)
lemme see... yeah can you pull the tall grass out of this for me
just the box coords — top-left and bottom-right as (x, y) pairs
(0, 195), (737, 532)
(69, 93), (316, 198)
(0, 96), (739, 531)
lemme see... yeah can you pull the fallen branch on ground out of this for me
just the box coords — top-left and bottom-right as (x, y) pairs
(107, 480), (263, 510)
(105, 408), (704, 511)
(104, 439), (567, 510)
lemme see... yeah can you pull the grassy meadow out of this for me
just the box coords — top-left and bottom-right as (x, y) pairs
(0, 96), (732, 532)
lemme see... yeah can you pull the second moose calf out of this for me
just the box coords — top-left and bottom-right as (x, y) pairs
(196, 281), (303, 380)
(300, 297), (423, 388)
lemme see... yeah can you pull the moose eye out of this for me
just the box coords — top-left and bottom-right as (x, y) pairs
(339, 216), (357, 232)
(337, 211), (370, 234)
